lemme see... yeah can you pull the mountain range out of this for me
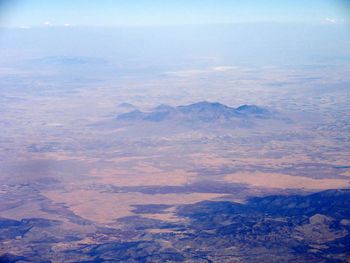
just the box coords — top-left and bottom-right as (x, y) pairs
(117, 101), (272, 123)
(3, 189), (348, 262)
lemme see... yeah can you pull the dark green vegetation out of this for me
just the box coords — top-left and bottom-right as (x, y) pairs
(1, 189), (349, 262)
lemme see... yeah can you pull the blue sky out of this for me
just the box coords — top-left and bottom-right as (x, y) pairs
(1, 0), (348, 27)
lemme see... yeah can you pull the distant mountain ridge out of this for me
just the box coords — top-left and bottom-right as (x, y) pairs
(117, 101), (271, 123)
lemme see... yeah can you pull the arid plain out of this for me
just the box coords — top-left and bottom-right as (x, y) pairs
(1, 57), (350, 261)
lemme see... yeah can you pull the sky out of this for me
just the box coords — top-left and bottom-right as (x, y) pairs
(0, 0), (349, 28)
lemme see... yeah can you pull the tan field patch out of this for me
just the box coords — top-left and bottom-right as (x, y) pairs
(109, 156), (150, 163)
(0, 200), (96, 235)
(190, 153), (234, 166)
(0, 202), (58, 222)
(341, 171), (350, 177)
(141, 206), (180, 222)
(43, 189), (226, 224)
(89, 166), (196, 187)
(224, 172), (350, 190)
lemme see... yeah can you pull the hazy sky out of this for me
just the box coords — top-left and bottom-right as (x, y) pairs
(1, 0), (348, 27)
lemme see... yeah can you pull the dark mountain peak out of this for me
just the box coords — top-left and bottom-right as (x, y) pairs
(178, 101), (233, 113)
(187, 101), (221, 108)
(310, 188), (350, 198)
(116, 109), (144, 121)
(152, 104), (175, 112)
(248, 188), (350, 218)
(235, 104), (269, 115)
(118, 103), (136, 109)
(175, 101), (237, 122)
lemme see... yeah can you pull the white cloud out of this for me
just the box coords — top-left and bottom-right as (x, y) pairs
(324, 18), (337, 24)
(211, 66), (236, 72)
(165, 69), (209, 77)
(64, 23), (71, 27)
(19, 26), (31, 29)
(43, 21), (52, 26)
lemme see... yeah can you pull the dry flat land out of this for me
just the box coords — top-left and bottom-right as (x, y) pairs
(0, 61), (350, 262)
